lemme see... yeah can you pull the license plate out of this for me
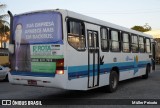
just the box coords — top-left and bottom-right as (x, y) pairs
(28, 80), (37, 85)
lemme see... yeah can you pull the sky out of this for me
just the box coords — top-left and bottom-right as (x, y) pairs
(1, 0), (160, 30)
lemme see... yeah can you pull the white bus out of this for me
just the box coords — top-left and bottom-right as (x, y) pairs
(8, 9), (155, 92)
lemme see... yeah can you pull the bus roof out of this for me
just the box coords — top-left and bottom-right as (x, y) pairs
(14, 9), (153, 39)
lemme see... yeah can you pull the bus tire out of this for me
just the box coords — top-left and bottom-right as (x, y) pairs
(142, 65), (150, 79)
(106, 71), (119, 93)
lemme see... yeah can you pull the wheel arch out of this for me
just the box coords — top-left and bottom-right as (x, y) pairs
(110, 66), (120, 80)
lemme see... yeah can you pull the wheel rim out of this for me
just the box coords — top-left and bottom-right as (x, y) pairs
(111, 76), (117, 89)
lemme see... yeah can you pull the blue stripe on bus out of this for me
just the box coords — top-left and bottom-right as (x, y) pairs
(10, 71), (55, 77)
(68, 61), (151, 80)
(10, 61), (151, 79)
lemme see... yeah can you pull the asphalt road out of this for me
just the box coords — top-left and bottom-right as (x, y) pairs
(0, 65), (160, 107)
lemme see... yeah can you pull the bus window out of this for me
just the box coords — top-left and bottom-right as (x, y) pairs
(67, 20), (85, 51)
(101, 28), (109, 51)
(131, 35), (138, 53)
(139, 36), (145, 53)
(110, 30), (120, 52)
(146, 38), (151, 53)
(122, 33), (130, 53)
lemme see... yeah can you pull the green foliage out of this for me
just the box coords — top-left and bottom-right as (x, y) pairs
(0, 3), (8, 20)
(0, 5), (9, 32)
(131, 23), (152, 32)
(0, 2), (10, 48)
(0, 24), (9, 33)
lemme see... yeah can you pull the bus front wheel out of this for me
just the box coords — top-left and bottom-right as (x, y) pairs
(106, 71), (119, 93)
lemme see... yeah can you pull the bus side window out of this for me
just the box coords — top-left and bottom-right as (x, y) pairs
(101, 27), (109, 52)
(122, 32), (130, 53)
(145, 38), (151, 53)
(131, 35), (139, 53)
(110, 30), (121, 52)
(139, 36), (145, 53)
(67, 20), (85, 51)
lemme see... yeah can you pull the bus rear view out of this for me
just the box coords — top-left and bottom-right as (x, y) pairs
(9, 10), (66, 89)
(9, 9), (154, 92)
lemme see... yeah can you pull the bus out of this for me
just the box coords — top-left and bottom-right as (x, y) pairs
(8, 9), (155, 92)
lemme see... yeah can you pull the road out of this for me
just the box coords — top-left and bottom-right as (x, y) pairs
(0, 65), (160, 107)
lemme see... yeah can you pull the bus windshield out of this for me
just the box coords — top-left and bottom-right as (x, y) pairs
(11, 11), (63, 73)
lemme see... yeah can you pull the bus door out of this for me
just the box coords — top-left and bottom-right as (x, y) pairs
(87, 30), (100, 88)
(152, 42), (156, 70)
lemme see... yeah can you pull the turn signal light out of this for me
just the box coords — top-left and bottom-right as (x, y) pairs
(56, 59), (64, 75)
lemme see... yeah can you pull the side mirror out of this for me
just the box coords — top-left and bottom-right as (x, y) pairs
(9, 44), (14, 54)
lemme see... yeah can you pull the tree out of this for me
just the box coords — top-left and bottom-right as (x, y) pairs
(0, 24), (10, 41)
(143, 23), (152, 31)
(0, 3), (10, 48)
(131, 23), (152, 32)
(0, 3), (8, 26)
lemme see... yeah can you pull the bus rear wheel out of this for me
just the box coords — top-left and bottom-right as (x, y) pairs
(106, 71), (119, 93)
(142, 65), (150, 79)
